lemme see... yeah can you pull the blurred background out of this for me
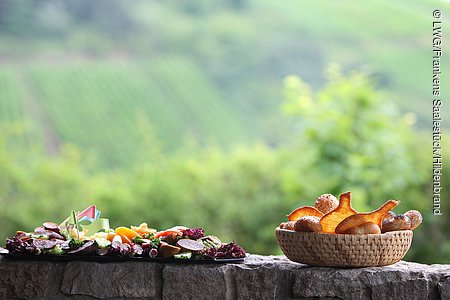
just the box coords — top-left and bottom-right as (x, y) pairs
(0, 0), (449, 263)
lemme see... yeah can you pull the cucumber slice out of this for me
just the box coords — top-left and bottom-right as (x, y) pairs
(173, 252), (192, 259)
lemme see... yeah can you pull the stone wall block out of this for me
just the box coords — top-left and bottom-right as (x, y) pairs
(61, 261), (162, 299)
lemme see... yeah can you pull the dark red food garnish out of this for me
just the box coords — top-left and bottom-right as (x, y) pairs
(198, 247), (217, 259)
(5, 237), (38, 254)
(16, 231), (31, 242)
(215, 242), (246, 259)
(181, 228), (205, 240)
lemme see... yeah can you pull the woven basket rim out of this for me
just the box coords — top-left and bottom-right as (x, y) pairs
(275, 227), (413, 236)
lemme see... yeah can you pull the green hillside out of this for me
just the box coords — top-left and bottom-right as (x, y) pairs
(188, 0), (450, 131)
(266, 0), (449, 124)
(1, 58), (249, 167)
(0, 68), (41, 149)
(0, 0), (449, 166)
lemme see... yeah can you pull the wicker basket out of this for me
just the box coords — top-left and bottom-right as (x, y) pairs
(275, 227), (413, 267)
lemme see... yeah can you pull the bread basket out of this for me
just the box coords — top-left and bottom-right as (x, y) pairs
(275, 227), (413, 267)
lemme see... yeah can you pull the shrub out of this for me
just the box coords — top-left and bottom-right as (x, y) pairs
(0, 67), (447, 263)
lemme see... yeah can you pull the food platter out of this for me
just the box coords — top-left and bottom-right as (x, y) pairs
(0, 251), (247, 264)
(2, 206), (248, 264)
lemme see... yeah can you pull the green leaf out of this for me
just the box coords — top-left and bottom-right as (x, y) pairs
(81, 218), (110, 234)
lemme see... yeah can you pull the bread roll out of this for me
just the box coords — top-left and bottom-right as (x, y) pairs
(382, 211), (395, 223)
(294, 216), (322, 232)
(341, 222), (381, 234)
(381, 214), (411, 233)
(314, 193), (339, 214)
(404, 210), (423, 230)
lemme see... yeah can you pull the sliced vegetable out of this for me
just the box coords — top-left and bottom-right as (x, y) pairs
(174, 252), (192, 259)
(95, 237), (111, 249)
(200, 235), (222, 246)
(176, 239), (204, 251)
(67, 240), (96, 255)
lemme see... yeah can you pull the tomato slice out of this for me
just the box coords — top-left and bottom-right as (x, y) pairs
(154, 229), (182, 239)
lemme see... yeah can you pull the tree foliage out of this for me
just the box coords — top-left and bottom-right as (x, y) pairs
(282, 65), (426, 209)
(0, 69), (447, 263)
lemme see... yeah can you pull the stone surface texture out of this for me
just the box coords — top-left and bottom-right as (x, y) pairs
(0, 255), (448, 300)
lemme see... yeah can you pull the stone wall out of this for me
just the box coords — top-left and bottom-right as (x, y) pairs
(0, 255), (449, 299)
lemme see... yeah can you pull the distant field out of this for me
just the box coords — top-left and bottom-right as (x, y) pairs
(0, 70), (22, 125)
(247, 0), (450, 129)
(0, 68), (41, 149)
(1, 0), (449, 167)
(1, 58), (250, 167)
